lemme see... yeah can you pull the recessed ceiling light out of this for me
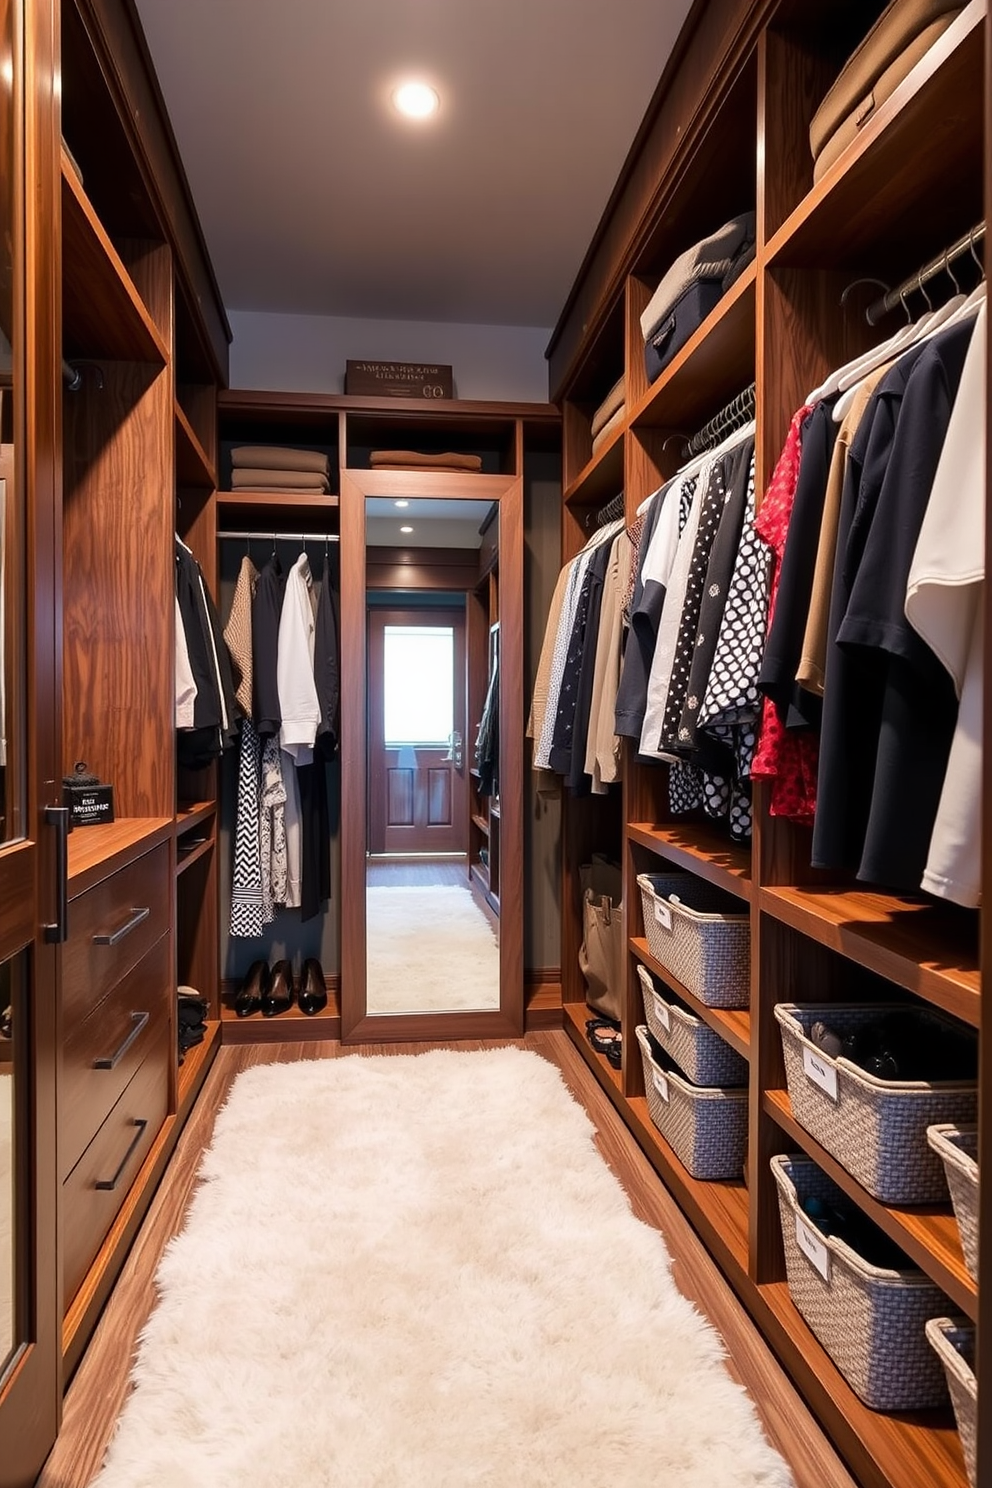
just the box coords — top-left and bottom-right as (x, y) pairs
(392, 81), (439, 119)
(400, 525), (414, 534)
(394, 499), (409, 508)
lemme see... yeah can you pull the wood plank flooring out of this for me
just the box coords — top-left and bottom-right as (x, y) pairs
(38, 1032), (857, 1488)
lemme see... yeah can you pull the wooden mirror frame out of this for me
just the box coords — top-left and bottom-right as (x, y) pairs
(339, 465), (524, 1041)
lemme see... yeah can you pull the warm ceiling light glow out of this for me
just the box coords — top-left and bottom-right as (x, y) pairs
(400, 525), (414, 533)
(394, 499), (409, 508)
(392, 81), (439, 119)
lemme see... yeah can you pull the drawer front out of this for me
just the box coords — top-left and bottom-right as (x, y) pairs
(62, 1027), (169, 1308)
(61, 932), (172, 1181)
(64, 842), (170, 1031)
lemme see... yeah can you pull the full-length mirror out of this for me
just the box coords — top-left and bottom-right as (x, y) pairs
(340, 465), (523, 1040)
(0, 959), (14, 1373)
(365, 498), (500, 1014)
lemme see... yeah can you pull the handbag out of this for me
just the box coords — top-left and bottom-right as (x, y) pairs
(578, 855), (624, 1022)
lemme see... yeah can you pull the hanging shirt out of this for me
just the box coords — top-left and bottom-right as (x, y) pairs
(277, 552), (321, 764)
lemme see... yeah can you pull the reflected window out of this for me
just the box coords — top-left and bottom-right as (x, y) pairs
(383, 625), (454, 746)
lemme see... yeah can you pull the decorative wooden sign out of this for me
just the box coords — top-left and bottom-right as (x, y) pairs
(345, 360), (453, 399)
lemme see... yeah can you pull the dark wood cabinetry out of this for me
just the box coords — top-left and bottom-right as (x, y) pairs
(550, 4), (989, 1487)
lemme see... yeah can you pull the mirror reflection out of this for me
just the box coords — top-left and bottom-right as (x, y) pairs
(365, 498), (500, 1014)
(0, 958), (16, 1372)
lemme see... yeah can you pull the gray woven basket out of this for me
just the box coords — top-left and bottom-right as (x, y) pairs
(775, 1003), (977, 1204)
(636, 872), (749, 1008)
(926, 1318), (976, 1488)
(635, 1024), (747, 1181)
(637, 963), (747, 1087)
(771, 1155), (951, 1411)
(926, 1124), (979, 1281)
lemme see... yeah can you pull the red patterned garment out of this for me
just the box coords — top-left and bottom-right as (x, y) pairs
(750, 404), (820, 824)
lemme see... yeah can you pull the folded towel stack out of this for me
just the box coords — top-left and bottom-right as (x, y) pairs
(590, 376), (626, 456)
(230, 445), (331, 493)
(369, 449), (483, 473)
(640, 213), (756, 386)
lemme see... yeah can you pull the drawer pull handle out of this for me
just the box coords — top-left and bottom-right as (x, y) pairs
(43, 804), (70, 944)
(95, 1118), (148, 1192)
(93, 906), (151, 946)
(94, 1010), (150, 1070)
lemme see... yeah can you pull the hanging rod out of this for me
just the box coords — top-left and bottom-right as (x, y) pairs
(866, 221), (985, 325)
(218, 530), (340, 542)
(686, 381), (755, 458)
(589, 490), (625, 529)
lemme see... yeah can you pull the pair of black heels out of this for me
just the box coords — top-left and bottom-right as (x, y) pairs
(236, 957), (327, 1018)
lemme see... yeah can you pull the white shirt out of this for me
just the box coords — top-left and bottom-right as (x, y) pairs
(277, 553), (320, 763)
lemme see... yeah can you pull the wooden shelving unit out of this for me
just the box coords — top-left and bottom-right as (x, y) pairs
(547, 3), (988, 1484)
(175, 402), (216, 489)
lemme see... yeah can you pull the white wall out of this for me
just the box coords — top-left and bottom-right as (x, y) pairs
(228, 310), (552, 403)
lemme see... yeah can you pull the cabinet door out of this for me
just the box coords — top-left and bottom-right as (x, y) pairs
(0, 0), (60, 1479)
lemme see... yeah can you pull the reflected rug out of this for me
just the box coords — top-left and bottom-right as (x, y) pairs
(93, 1050), (792, 1488)
(366, 885), (499, 1013)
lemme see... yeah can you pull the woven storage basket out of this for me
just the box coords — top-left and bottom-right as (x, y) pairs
(926, 1124), (979, 1280)
(775, 1003), (977, 1204)
(636, 872), (749, 1008)
(636, 963), (747, 1087)
(635, 1025), (747, 1181)
(926, 1318), (977, 1488)
(771, 1154), (951, 1411)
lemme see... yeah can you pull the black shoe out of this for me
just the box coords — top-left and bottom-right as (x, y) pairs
(298, 957), (328, 1016)
(262, 959), (294, 1016)
(236, 960), (269, 1018)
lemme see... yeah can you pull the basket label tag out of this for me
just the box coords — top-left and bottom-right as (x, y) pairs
(802, 1046), (839, 1102)
(652, 991), (671, 1031)
(795, 1214), (831, 1283)
(652, 1069), (670, 1102)
(654, 898), (673, 931)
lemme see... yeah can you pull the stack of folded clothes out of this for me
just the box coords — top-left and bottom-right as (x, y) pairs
(230, 445), (331, 492)
(177, 986), (209, 1064)
(369, 449), (483, 472)
(809, 0), (963, 184)
(590, 376), (625, 456)
(639, 212), (756, 385)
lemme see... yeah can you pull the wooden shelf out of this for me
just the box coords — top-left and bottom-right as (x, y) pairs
(630, 937), (750, 1061)
(756, 1280), (966, 1488)
(67, 818), (173, 895)
(176, 1021), (221, 1111)
(627, 820), (752, 901)
(471, 813), (490, 836)
(629, 265), (756, 430)
(216, 490), (340, 535)
(625, 1094), (750, 1274)
(562, 428), (624, 509)
(563, 1000), (623, 1094)
(175, 838), (213, 876)
(764, 1), (984, 270)
(759, 886), (980, 1028)
(175, 801), (216, 833)
(220, 986), (342, 1044)
(61, 155), (169, 365)
(764, 1088), (975, 1319)
(175, 402), (216, 489)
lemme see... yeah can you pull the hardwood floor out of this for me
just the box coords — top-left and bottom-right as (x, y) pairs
(366, 855), (469, 887)
(38, 1031), (857, 1488)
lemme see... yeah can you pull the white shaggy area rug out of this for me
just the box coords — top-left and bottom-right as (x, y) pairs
(366, 885), (499, 1013)
(0, 1073), (11, 1359)
(94, 1050), (793, 1488)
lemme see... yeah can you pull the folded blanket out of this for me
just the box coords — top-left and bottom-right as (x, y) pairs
(229, 485), (334, 494)
(591, 403), (626, 455)
(231, 445), (330, 476)
(591, 376), (625, 439)
(640, 213), (756, 343)
(369, 450), (483, 472)
(230, 468), (330, 491)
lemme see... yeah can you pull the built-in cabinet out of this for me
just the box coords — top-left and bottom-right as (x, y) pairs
(549, 4), (988, 1488)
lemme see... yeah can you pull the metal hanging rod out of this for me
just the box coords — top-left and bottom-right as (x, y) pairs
(590, 490), (625, 528)
(686, 381), (755, 458)
(865, 221), (986, 325)
(217, 526), (342, 544)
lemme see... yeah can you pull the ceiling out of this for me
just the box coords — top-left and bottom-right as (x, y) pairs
(133, 0), (694, 331)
